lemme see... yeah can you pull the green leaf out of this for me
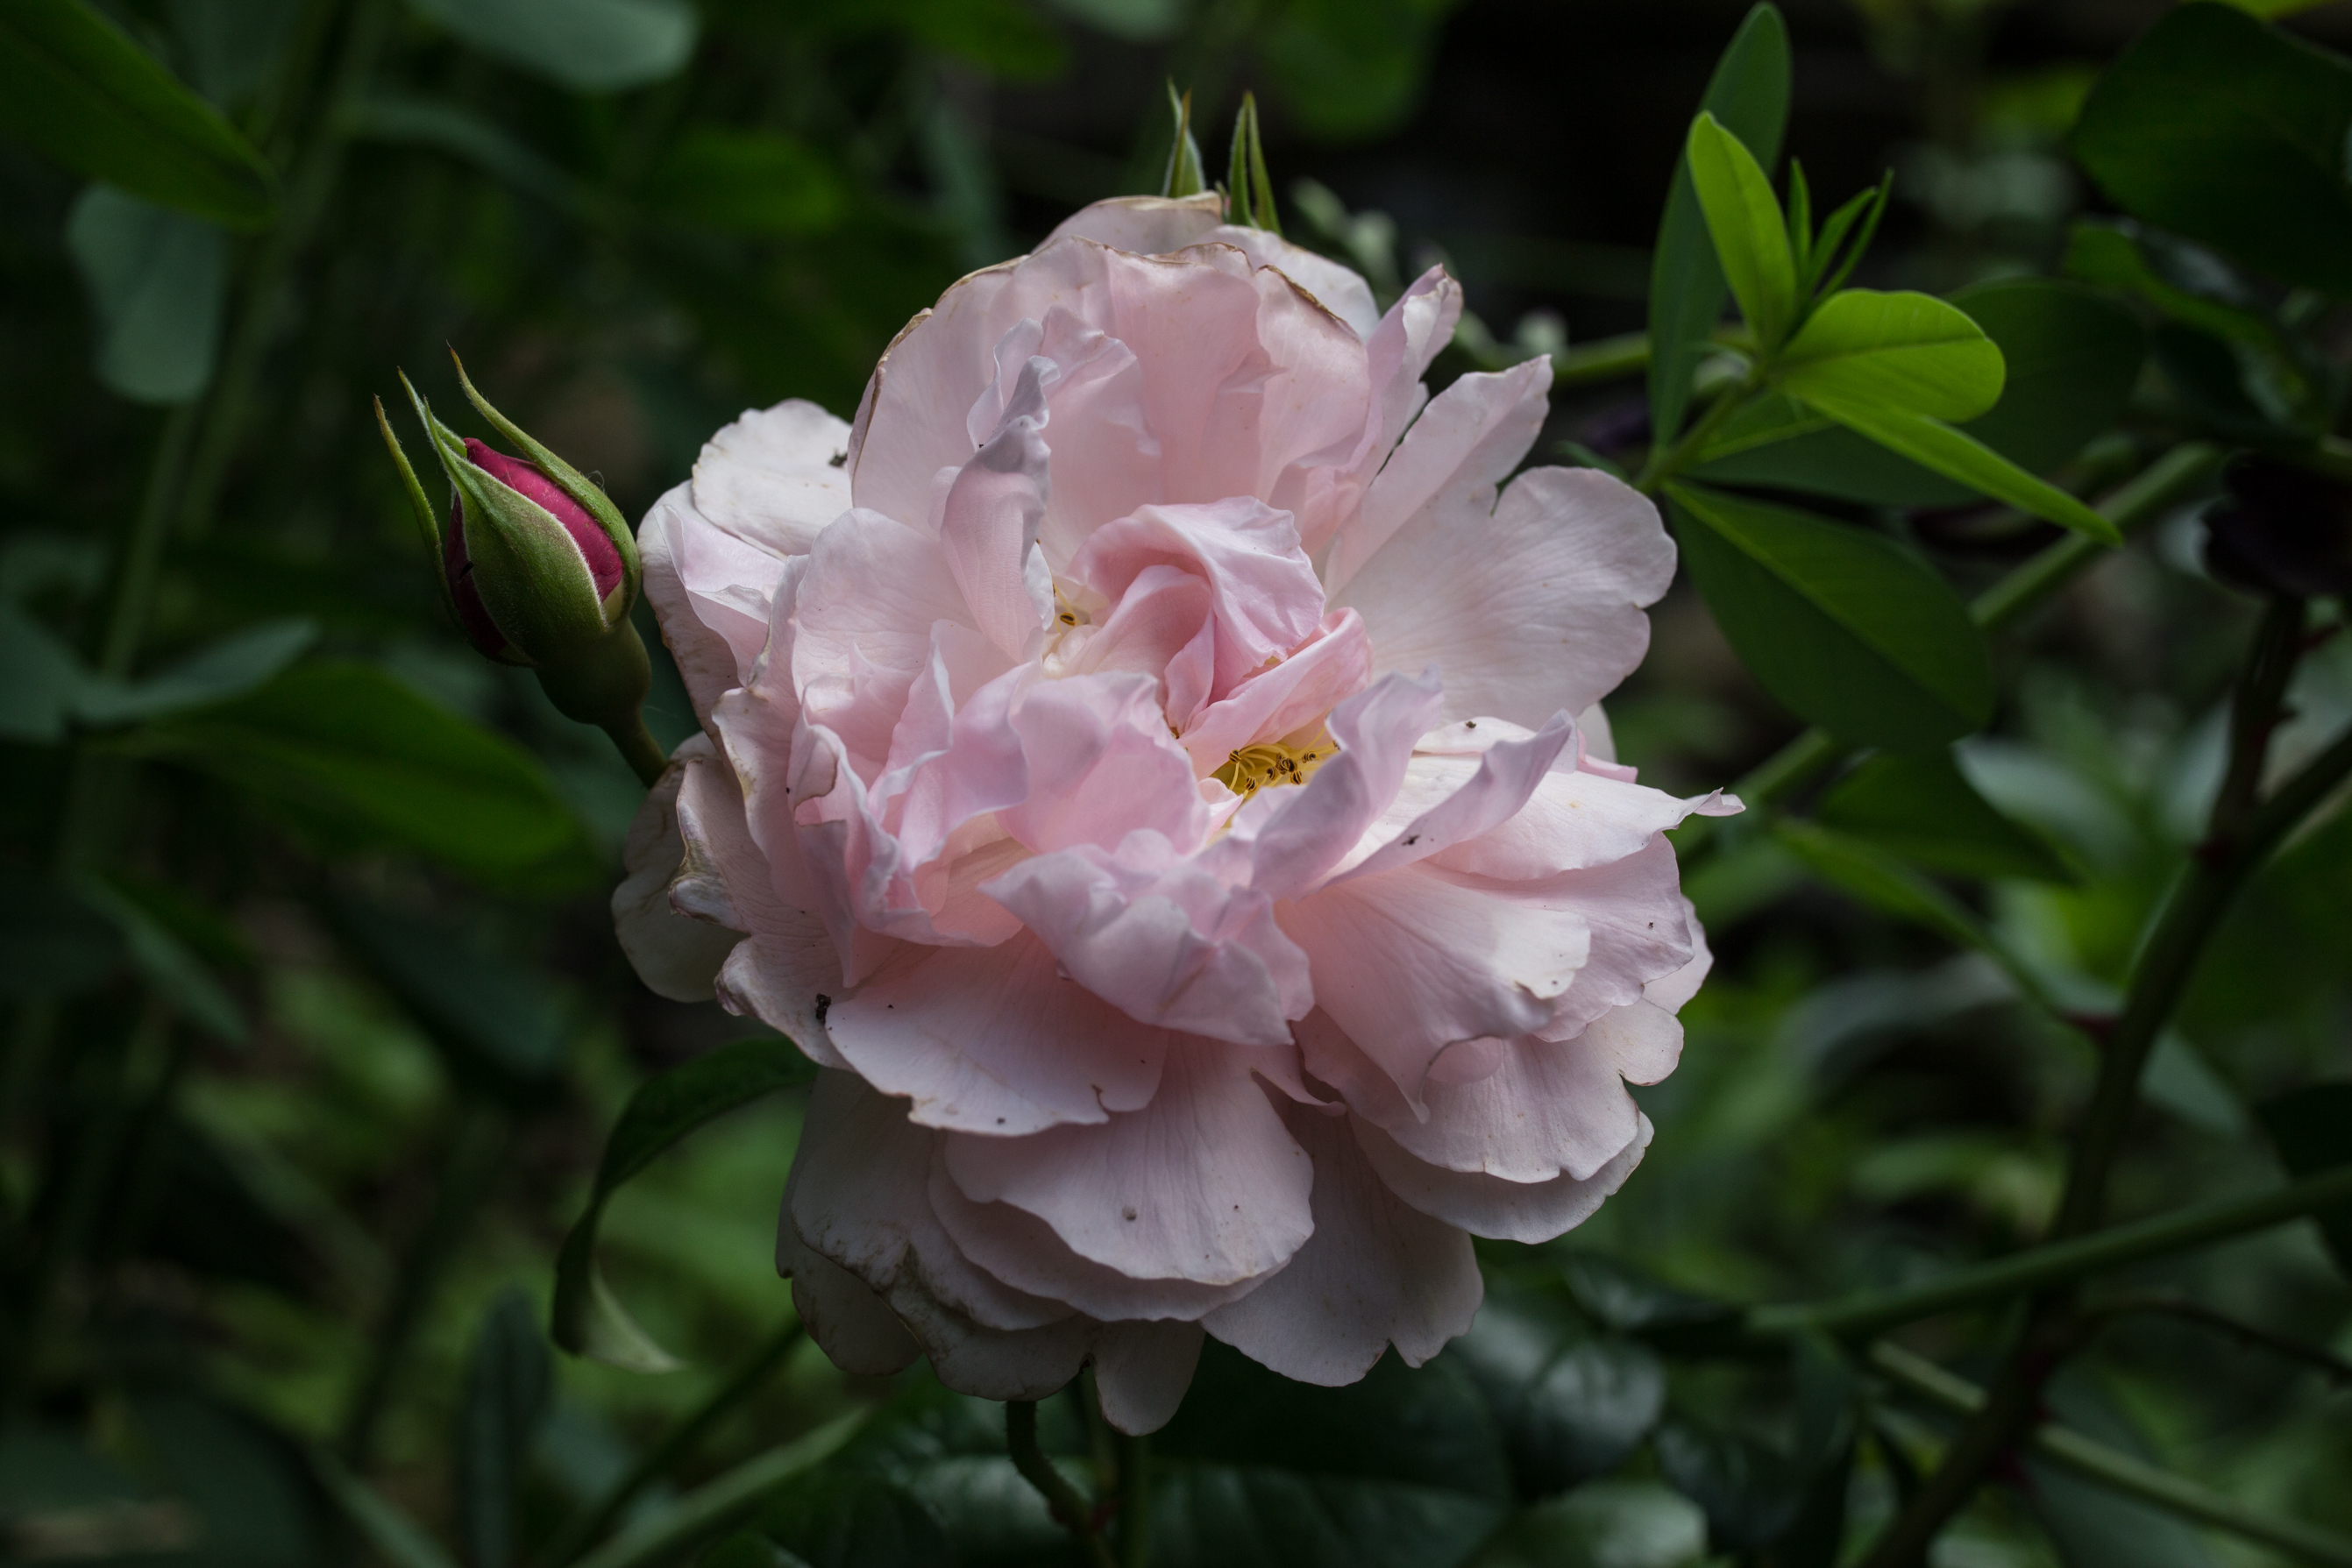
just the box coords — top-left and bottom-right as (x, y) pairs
(401, 0), (698, 93)
(552, 1037), (817, 1369)
(119, 661), (598, 888)
(757, 1472), (952, 1568)
(1686, 111), (1797, 348)
(1148, 1341), (1512, 1568)
(0, 0), (275, 228)
(65, 185), (229, 404)
(1254, 0), (1463, 142)
(1777, 288), (2003, 420)
(700, 1534), (807, 1568)
(0, 869), (123, 1000)
(2255, 1082), (2352, 1277)
(167, 0), (302, 106)
(1467, 1483), (1704, 1568)
(0, 603), (93, 742)
(1696, 280), (2146, 505)
(1560, 1253), (1742, 1353)
(1452, 1285), (1666, 1495)
(311, 1451), (462, 1568)
(349, 96), (592, 215)
(1666, 484), (1993, 750)
(80, 876), (245, 1043)
(1795, 396), (2122, 543)
(649, 129), (843, 235)
(328, 892), (571, 1090)
(1774, 819), (2000, 957)
(131, 1390), (318, 1568)
(1652, 1422), (1808, 1553)
(77, 619), (318, 724)
(1648, 4), (1790, 442)
(1041, 0), (1183, 44)
(457, 1288), (553, 1568)
(2071, 1), (2352, 298)
(1816, 750), (2075, 883)
(2020, 1370), (2223, 1568)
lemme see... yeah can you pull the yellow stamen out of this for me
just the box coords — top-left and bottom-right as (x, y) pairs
(1214, 739), (1327, 798)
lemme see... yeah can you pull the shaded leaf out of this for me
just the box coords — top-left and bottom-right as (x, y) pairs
(120, 661), (598, 888)
(1452, 1286), (1666, 1496)
(757, 1472), (951, 1568)
(1044, 0), (1183, 44)
(328, 892), (572, 1091)
(1687, 111), (1796, 348)
(456, 1287), (554, 1568)
(2071, 2), (2352, 297)
(0, 604), (89, 742)
(1560, 1253), (1742, 1354)
(1794, 397), (2121, 542)
(1774, 820), (1999, 959)
(650, 129), (843, 235)
(2255, 1082), (2352, 1277)
(1466, 1482), (1705, 1568)
(1777, 289), (2004, 420)
(312, 1451), (461, 1568)
(78, 619), (318, 724)
(1666, 484), (1993, 750)
(349, 96), (591, 214)
(167, 0), (301, 106)
(1697, 280), (2147, 505)
(701, 1533), (808, 1568)
(1649, 4), (1790, 442)
(1816, 749), (2075, 883)
(131, 1390), (317, 1568)
(66, 185), (229, 404)
(0, 0), (274, 227)
(401, 0), (698, 93)
(80, 876), (245, 1043)
(2019, 1370), (2221, 1568)
(551, 1037), (815, 1368)
(1652, 1423), (1806, 1553)
(0, 869), (123, 999)
(1256, 0), (1463, 142)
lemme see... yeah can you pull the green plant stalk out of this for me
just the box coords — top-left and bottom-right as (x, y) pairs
(1674, 442), (2224, 855)
(1551, 331), (1652, 387)
(1868, 1342), (2352, 1566)
(545, 1319), (805, 1567)
(1636, 367), (1762, 493)
(1858, 654), (2352, 1568)
(1007, 1401), (1117, 1568)
(2085, 1295), (2352, 1387)
(338, 1100), (506, 1467)
(1117, 1430), (1152, 1568)
(1746, 1163), (2352, 1341)
(567, 1412), (868, 1568)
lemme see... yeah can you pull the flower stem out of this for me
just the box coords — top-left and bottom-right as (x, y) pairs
(1116, 1430), (1152, 1568)
(544, 1320), (804, 1567)
(1745, 1162), (2352, 1342)
(1634, 369), (1760, 493)
(1006, 1401), (1117, 1568)
(1855, 640), (2352, 1568)
(605, 713), (671, 791)
(1868, 1342), (2352, 1566)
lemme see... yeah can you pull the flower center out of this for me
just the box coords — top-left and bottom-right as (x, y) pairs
(1213, 739), (1327, 798)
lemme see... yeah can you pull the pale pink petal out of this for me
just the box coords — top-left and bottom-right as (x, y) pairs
(1338, 713), (1575, 883)
(1236, 670), (1444, 902)
(1092, 1321), (1206, 1437)
(1584, 997), (1685, 1085)
(637, 486), (765, 720)
(1293, 1007), (1416, 1128)
(984, 831), (1310, 1048)
(1512, 838), (1701, 1038)
(1325, 357), (1553, 597)
(689, 399), (853, 559)
(1202, 225), (1381, 342)
(1642, 898), (1715, 1015)
(941, 358), (1053, 660)
(1370, 1032), (1643, 1182)
(1044, 193), (1225, 256)
(1421, 756), (1737, 883)
(1355, 1113), (1652, 1245)
(927, 1149), (1265, 1322)
(777, 1224), (920, 1376)
(1278, 862), (1592, 1111)
(940, 1042), (1314, 1288)
(1576, 702), (1618, 765)
(999, 672), (1209, 855)
(1336, 466), (1676, 729)
(1202, 1103), (1482, 1385)
(826, 933), (1170, 1136)
(1179, 609), (1372, 770)
(612, 736), (739, 1003)
(790, 507), (973, 778)
(786, 1070), (1076, 1332)
(1100, 244), (1276, 507)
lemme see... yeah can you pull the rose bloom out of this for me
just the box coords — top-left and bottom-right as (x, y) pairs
(615, 194), (1735, 1433)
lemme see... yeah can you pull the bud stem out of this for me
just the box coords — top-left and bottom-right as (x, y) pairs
(532, 618), (669, 787)
(607, 713), (670, 790)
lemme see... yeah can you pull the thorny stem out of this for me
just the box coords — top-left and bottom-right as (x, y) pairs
(544, 1320), (805, 1567)
(1857, 616), (2352, 1568)
(2083, 1295), (2352, 1388)
(1006, 1401), (1118, 1568)
(1869, 1342), (2352, 1566)
(1744, 1162), (2352, 1342)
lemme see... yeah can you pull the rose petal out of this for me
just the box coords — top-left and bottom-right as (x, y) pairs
(1354, 1113), (1652, 1245)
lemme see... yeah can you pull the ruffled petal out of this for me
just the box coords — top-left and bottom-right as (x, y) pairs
(826, 933), (1170, 1136)
(939, 1042), (1313, 1288)
(1044, 193), (1225, 256)
(612, 736), (740, 1003)
(1233, 669), (1443, 902)
(689, 399), (854, 559)
(1336, 465), (1676, 729)
(1091, 1321), (1206, 1436)
(1202, 1103), (1481, 1385)
(1354, 1113), (1652, 1245)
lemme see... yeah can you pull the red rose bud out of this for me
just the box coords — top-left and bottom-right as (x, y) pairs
(444, 438), (629, 662)
(376, 358), (668, 785)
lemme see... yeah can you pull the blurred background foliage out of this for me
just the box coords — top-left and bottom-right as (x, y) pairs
(2, 0), (2350, 1565)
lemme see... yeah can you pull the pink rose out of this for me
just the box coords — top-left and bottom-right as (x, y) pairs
(615, 194), (1737, 1433)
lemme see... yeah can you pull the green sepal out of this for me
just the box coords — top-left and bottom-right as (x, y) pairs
(1224, 91), (1281, 233)
(1161, 81), (1206, 199)
(447, 349), (641, 612)
(374, 390), (459, 629)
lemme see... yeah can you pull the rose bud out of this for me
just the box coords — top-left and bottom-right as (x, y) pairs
(2202, 453), (2352, 600)
(375, 354), (665, 784)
